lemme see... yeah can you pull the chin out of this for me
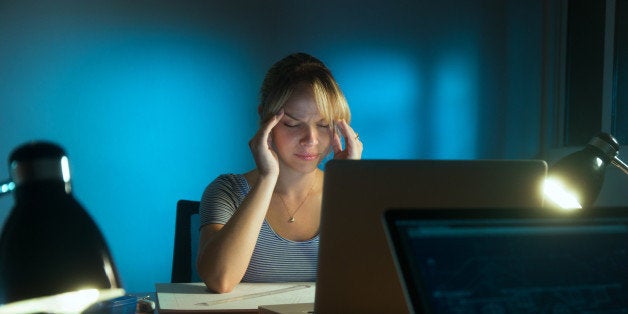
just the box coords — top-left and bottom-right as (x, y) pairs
(292, 161), (321, 173)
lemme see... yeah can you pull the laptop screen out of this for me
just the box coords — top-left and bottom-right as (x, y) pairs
(384, 208), (628, 313)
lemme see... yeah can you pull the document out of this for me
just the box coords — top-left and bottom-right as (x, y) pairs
(155, 282), (315, 313)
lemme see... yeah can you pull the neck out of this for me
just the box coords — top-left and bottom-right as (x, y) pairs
(274, 169), (320, 196)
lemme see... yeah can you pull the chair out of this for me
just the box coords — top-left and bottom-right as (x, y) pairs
(171, 199), (202, 283)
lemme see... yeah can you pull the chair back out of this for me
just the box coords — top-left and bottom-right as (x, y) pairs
(171, 199), (202, 282)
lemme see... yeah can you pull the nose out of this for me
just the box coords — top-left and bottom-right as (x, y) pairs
(300, 126), (319, 146)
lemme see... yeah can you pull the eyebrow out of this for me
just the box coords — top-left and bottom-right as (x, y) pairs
(284, 112), (301, 120)
(284, 112), (326, 122)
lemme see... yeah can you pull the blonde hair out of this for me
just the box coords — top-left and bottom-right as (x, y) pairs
(259, 53), (351, 125)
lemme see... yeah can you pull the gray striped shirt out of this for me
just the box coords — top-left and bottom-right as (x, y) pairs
(199, 174), (319, 282)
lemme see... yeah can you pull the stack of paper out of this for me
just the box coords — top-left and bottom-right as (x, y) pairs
(155, 282), (315, 313)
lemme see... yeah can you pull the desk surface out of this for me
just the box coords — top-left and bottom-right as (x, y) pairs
(151, 282), (315, 314)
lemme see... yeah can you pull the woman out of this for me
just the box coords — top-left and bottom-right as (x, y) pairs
(196, 52), (362, 293)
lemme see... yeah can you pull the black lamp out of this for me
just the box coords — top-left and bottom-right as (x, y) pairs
(544, 132), (628, 209)
(0, 142), (124, 313)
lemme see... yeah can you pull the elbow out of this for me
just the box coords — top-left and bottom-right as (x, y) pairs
(202, 276), (238, 294)
(198, 264), (239, 294)
(196, 240), (242, 293)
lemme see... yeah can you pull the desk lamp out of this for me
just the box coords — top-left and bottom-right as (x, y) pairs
(544, 132), (628, 209)
(0, 141), (124, 314)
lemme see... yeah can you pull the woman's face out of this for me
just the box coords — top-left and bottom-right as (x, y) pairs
(271, 84), (333, 174)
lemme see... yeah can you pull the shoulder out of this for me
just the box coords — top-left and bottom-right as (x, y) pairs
(200, 174), (250, 220)
(206, 174), (250, 192)
(201, 173), (250, 204)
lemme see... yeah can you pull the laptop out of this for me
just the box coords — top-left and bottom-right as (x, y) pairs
(315, 159), (547, 313)
(383, 207), (628, 313)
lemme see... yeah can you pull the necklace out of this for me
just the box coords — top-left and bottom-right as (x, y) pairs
(274, 177), (317, 223)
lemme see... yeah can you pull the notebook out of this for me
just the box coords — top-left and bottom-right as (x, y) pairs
(315, 159), (548, 313)
(383, 207), (628, 313)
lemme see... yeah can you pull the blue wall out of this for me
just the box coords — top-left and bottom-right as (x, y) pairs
(0, 0), (546, 292)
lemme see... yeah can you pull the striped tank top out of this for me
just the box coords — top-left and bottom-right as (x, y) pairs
(199, 174), (319, 282)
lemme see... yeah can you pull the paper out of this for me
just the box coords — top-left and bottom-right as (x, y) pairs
(258, 303), (315, 314)
(156, 282), (315, 312)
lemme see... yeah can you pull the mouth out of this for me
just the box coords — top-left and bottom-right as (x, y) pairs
(295, 153), (320, 161)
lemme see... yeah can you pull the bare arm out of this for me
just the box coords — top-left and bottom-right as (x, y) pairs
(196, 110), (284, 293)
(196, 175), (276, 293)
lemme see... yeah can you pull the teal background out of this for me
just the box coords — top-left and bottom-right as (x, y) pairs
(0, 0), (564, 292)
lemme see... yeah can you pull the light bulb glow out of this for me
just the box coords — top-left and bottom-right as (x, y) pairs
(61, 156), (71, 183)
(51, 289), (100, 312)
(543, 178), (583, 210)
(0, 288), (125, 314)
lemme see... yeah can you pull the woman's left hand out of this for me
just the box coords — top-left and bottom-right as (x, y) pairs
(332, 119), (363, 160)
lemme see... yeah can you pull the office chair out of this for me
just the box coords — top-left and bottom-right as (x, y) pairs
(171, 199), (202, 283)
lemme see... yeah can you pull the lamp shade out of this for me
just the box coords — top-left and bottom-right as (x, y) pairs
(0, 142), (123, 313)
(546, 132), (620, 208)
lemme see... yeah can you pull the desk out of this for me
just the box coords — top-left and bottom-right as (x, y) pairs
(148, 282), (315, 314)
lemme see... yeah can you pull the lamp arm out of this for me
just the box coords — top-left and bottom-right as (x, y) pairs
(611, 157), (628, 176)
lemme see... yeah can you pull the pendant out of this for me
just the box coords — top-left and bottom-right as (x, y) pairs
(289, 217), (295, 223)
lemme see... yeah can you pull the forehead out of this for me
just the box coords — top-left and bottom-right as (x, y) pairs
(283, 85), (323, 119)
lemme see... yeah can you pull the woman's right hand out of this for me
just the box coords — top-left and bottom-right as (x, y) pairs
(249, 109), (284, 178)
